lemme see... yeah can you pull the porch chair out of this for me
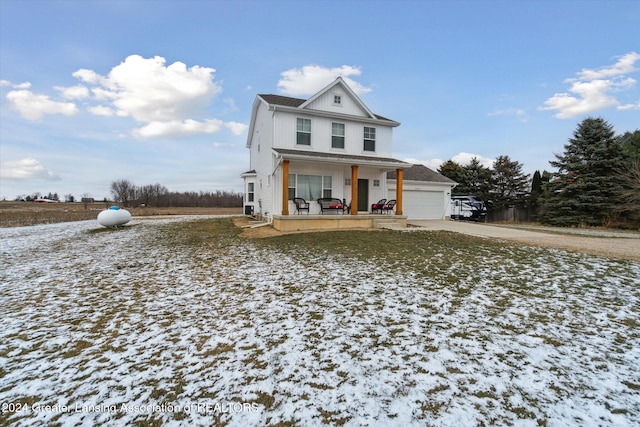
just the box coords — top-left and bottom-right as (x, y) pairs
(382, 199), (396, 214)
(342, 199), (351, 214)
(371, 199), (387, 214)
(293, 197), (310, 214)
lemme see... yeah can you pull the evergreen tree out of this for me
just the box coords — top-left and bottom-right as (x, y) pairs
(438, 160), (466, 194)
(530, 170), (543, 207)
(439, 158), (492, 200)
(490, 155), (530, 209)
(618, 130), (640, 158)
(541, 117), (625, 227)
(461, 157), (492, 201)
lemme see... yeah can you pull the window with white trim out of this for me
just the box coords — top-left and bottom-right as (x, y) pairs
(364, 126), (376, 151)
(332, 122), (345, 149)
(334, 95), (342, 105)
(288, 174), (332, 200)
(247, 182), (254, 202)
(296, 118), (311, 145)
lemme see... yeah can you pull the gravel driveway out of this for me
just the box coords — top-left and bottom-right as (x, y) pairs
(408, 220), (640, 262)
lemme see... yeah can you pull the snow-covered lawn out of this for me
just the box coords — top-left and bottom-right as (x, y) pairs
(1, 217), (639, 426)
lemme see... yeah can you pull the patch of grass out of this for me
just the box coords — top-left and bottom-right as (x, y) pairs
(251, 391), (276, 409)
(62, 339), (94, 358)
(622, 380), (640, 391)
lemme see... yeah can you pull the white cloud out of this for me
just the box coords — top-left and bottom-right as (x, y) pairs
(88, 105), (116, 116)
(224, 121), (248, 135)
(617, 101), (640, 111)
(1, 80), (31, 89)
(403, 157), (446, 171)
(55, 85), (90, 100)
(0, 158), (61, 181)
(488, 108), (529, 122)
(452, 152), (494, 168)
(540, 51), (640, 118)
(66, 55), (246, 138)
(574, 51), (640, 81)
(277, 65), (371, 96)
(72, 68), (102, 84)
(221, 98), (238, 114)
(132, 119), (225, 138)
(83, 55), (221, 123)
(6, 89), (78, 120)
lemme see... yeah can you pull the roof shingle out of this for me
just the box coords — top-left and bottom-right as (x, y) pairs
(387, 164), (457, 184)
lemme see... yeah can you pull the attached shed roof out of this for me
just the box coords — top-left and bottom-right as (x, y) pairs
(273, 148), (409, 169)
(259, 94), (305, 108)
(387, 164), (457, 184)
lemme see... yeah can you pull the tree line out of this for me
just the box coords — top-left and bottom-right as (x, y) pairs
(437, 117), (639, 228)
(109, 180), (243, 208)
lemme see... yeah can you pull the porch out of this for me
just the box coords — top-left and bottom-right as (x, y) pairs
(271, 213), (407, 232)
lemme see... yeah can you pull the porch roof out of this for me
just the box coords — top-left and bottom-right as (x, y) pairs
(273, 148), (411, 170)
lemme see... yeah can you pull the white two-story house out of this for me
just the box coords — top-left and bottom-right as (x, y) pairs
(242, 77), (411, 223)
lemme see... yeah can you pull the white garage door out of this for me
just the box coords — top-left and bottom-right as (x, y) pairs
(389, 190), (445, 220)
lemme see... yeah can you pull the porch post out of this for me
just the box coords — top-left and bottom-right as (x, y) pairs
(396, 168), (403, 216)
(351, 165), (358, 215)
(282, 160), (289, 216)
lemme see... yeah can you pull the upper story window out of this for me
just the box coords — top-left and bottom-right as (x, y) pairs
(364, 126), (376, 152)
(333, 95), (342, 105)
(297, 118), (311, 146)
(331, 122), (345, 149)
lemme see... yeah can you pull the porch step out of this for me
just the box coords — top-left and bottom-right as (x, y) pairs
(373, 218), (405, 230)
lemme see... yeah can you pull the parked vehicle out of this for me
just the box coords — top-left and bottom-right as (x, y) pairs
(450, 196), (487, 221)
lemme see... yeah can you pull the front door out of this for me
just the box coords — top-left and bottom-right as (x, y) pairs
(357, 179), (369, 212)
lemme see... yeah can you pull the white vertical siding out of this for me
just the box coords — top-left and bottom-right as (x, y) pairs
(304, 88), (370, 117)
(272, 111), (393, 157)
(250, 103), (275, 217)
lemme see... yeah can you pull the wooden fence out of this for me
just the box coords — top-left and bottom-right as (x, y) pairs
(487, 207), (539, 223)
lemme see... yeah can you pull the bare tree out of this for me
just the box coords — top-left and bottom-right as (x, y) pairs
(615, 157), (640, 224)
(137, 183), (168, 207)
(110, 179), (136, 207)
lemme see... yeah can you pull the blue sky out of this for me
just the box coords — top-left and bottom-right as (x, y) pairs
(1, 0), (639, 201)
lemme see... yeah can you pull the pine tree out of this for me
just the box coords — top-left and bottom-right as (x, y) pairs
(490, 155), (530, 209)
(541, 117), (625, 227)
(530, 170), (543, 207)
(462, 157), (492, 201)
(438, 160), (466, 194)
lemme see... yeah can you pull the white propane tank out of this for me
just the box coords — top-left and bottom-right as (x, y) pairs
(97, 206), (132, 227)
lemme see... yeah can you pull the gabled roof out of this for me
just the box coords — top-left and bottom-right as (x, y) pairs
(259, 93), (395, 122)
(387, 164), (457, 184)
(301, 77), (376, 119)
(256, 77), (398, 125)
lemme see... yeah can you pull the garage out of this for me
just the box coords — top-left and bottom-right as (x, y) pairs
(390, 189), (446, 220)
(387, 164), (456, 220)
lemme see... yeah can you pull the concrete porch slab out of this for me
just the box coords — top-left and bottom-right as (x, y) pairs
(272, 214), (407, 232)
